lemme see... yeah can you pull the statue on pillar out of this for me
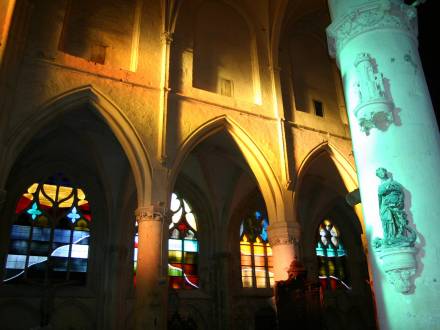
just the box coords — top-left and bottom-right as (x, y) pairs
(353, 53), (394, 134)
(373, 168), (419, 294)
(373, 168), (416, 248)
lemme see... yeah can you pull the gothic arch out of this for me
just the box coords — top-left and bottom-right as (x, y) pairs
(295, 142), (358, 193)
(3, 85), (152, 205)
(170, 116), (284, 227)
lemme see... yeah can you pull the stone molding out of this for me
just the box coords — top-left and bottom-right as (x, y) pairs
(327, 1), (417, 58)
(268, 223), (301, 247)
(135, 205), (166, 223)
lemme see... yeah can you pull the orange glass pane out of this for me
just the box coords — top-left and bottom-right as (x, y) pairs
(240, 255), (252, 266)
(267, 256), (273, 267)
(256, 276), (267, 288)
(254, 255), (265, 267)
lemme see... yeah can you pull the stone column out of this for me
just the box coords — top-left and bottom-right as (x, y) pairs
(268, 222), (301, 281)
(134, 205), (167, 330)
(327, 1), (440, 328)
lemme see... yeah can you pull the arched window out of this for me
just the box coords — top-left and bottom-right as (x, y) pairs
(315, 219), (350, 290)
(168, 193), (199, 289)
(132, 193), (199, 289)
(4, 174), (92, 284)
(240, 211), (273, 288)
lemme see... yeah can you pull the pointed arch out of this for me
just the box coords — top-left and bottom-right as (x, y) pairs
(170, 115), (284, 225)
(295, 142), (358, 193)
(3, 85), (152, 205)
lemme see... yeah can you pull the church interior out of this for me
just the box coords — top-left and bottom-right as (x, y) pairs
(0, 0), (438, 329)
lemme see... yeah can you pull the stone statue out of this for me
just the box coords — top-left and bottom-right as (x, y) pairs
(374, 168), (416, 248)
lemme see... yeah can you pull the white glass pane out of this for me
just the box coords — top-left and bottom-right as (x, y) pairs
(168, 239), (182, 251)
(170, 193), (180, 212)
(186, 212), (197, 231)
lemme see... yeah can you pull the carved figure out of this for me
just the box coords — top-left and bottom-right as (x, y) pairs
(374, 168), (416, 248)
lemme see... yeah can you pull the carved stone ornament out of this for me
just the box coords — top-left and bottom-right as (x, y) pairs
(327, 1), (417, 58)
(135, 205), (166, 223)
(353, 53), (394, 134)
(373, 168), (418, 293)
(377, 246), (417, 293)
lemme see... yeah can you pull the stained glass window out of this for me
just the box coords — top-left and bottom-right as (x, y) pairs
(168, 193), (199, 289)
(240, 211), (273, 288)
(315, 219), (350, 290)
(4, 174), (92, 285)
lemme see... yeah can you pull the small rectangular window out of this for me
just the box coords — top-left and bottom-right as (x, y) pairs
(219, 78), (233, 97)
(313, 100), (324, 117)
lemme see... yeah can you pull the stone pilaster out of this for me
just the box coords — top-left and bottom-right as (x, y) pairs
(268, 222), (301, 281)
(134, 205), (167, 330)
(327, 1), (440, 328)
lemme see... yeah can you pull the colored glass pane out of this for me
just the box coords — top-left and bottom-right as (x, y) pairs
(168, 193), (199, 289)
(4, 175), (92, 285)
(239, 210), (273, 288)
(315, 219), (350, 291)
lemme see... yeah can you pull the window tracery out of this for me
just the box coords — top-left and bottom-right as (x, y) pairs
(4, 174), (91, 285)
(240, 211), (273, 288)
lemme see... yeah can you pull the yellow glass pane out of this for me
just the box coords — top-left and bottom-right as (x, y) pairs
(77, 188), (86, 200)
(241, 235), (248, 243)
(266, 245), (272, 256)
(168, 250), (182, 263)
(240, 243), (251, 255)
(255, 237), (262, 243)
(23, 193), (34, 201)
(253, 245), (265, 256)
(242, 276), (253, 288)
(78, 199), (89, 206)
(269, 277), (274, 288)
(240, 255), (251, 266)
(27, 183), (38, 194)
(241, 267), (253, 277)
(59, 195), (74, 208)
(256, 276), (267, 288)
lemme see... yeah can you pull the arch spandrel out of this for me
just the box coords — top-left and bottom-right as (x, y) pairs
(3, 85), (153, 206)
(169, 115), (285, 227)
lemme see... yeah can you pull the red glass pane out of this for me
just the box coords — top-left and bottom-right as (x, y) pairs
(15, 196), (32, 214)
(169, 276), (184, 289)
(79, 203), (90, 211)
(177, 222), (188, 232)
(183, 264), (197, 275)
(184, 275), (199, 289)
(83, 214), (92, 222)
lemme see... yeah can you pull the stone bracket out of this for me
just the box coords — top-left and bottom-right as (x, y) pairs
(135, 205), (166, 223)
(376, 246), (417, 293)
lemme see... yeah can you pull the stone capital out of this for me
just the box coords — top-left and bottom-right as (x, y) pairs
(327, 1), (417, 58)
(135, 205), (166, 223)
(267, 222), (301, 247)
(161, 31), (174, 45)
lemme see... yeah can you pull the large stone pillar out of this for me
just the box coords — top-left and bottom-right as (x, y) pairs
(327, 1), (440, 328)
(134, 205), (167, 329)
(268, 222), (301, 281)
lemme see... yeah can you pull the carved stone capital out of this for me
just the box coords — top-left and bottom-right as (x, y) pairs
(135, 205), (166, 223)
(268, 222), (301, 247)
(376, 246), (417, 293)
(327, 1), (417, 58)
(161, 31), (174, 45)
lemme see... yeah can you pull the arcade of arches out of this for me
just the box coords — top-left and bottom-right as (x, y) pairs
(0, 1), (438, 329)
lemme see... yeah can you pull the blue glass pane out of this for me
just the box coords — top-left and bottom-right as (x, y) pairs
(53, 229), (71, 243)
(10, 225), (30, 240)
(183, 240), (198, 252)
(32, 227), (51, 241)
